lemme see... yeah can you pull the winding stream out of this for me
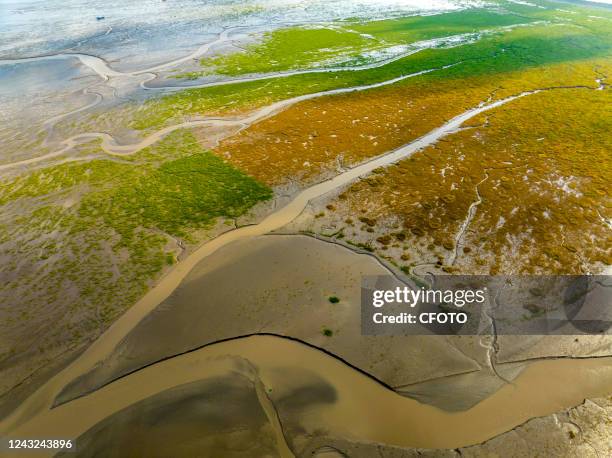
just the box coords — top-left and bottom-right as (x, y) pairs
(0, 78), (609, 456)
(0, 22), (538, 173)
(0, 27), (474, 89)
(1, 88), (546, 434)
(0, 63), (455, 171)
(138, 32), (480, 92)
(0, 27), (240, 81)
(4, 335), (612, 453)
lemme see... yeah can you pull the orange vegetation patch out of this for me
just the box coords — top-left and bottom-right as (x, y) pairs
(212, 60), (604, 187)
(322, 87), (611, 275)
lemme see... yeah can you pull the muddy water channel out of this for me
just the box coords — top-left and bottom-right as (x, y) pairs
(9, 334), (612, 456)
(2, 92), (611, 456)
(3, 235), (612, 456)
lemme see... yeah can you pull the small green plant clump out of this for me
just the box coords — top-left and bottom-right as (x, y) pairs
(328, 296), (340, 304)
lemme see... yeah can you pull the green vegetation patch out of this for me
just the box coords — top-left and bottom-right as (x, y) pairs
(80, 143), (271, 241)
(0, 130), (271, 328)
(429, 24), (612, 82)
(351, 9), (529, 44)
(199, 26), (375, 76)
(132, 11), (611, 133)
(189, 9), (531, 78)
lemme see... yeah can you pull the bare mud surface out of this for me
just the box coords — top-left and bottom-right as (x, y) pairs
(53, 235), (483, 406)
(4, 236), (610, 458)
(52, 234), (612, 414)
